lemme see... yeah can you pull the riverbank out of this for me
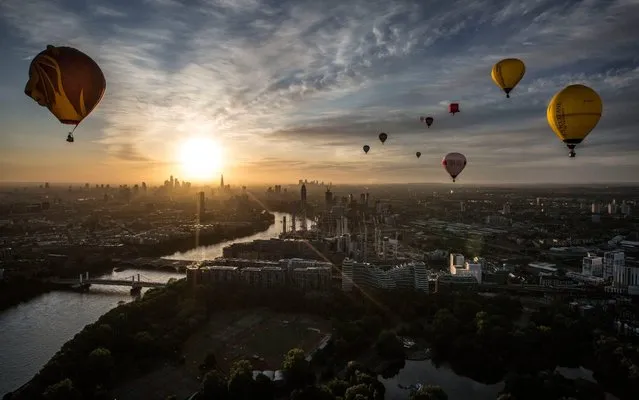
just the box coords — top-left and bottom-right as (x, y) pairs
(0, 217), (274, 312)
(134, 218), (274, 257)
(0, 279), (56, 313)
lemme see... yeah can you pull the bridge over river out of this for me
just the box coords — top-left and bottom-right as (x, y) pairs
(50, 272), (166, 290)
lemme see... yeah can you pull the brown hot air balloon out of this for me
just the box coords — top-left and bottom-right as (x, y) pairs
(24, 45), (106, 143)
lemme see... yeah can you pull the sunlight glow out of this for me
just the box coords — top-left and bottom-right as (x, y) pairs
(178, 137), (224, 182)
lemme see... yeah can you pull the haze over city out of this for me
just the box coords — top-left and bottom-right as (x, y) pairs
(1, 0), (639, 185)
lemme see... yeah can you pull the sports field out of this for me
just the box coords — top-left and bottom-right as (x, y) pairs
(181, 308), (332, 373)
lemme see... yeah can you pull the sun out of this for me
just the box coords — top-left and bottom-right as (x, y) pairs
(178, 137), (224, 182)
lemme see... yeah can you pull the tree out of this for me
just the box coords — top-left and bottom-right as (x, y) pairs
(87, 347), (115, 386)
(228, 360), (254, 400)
(201, 370), (229, 400)
(201, 352), (217, 371)
(344, 383), (371, 400)
(42, 379), (82, 400)
(254, 373), (275, 400)
(374, 330), (404, 360)
(327, 379), (349, 397)
(410, 385), (448, 400)
(290, 385), (334, 400)
(282, 348), (311, 388)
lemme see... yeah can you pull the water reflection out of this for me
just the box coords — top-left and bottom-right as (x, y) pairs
(0, 268), (183, 396)
(0, 213), (302, 395)
(381, 361), (620, 400)
(380, 360), (503, 400)
(165, 212), (313, 261)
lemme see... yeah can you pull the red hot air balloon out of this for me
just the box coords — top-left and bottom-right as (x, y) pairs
(442, 152), (467, 182)
(449, 103), (460, 115)
(363, 145), (370, 154)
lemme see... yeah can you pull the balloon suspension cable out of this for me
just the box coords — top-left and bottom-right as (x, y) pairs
(67, 124), (78, 143)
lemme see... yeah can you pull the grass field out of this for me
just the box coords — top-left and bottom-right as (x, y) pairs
(182, 308), (332, 374)
(114, 308), (331, 400)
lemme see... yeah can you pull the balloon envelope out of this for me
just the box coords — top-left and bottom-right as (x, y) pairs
(442, 152), (467, 180)
(449, 103), (460, 114)
(547, 84), (602, 145)
(416, 152), (421, 158)
(363, 145), (370, 154)
(491, 58), (526, 98)
(425, 117), (434, 126)
(379, 132), (388, 144)
(24, 45), (106, 126)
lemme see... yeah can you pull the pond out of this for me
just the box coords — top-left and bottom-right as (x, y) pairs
(380, 361), (620, 400)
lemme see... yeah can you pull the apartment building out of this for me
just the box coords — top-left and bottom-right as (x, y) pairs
(340, 258), (429, 293)
(186, 258), (332, 291)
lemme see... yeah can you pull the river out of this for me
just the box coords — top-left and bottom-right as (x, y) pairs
(0, 212), (617, 399)
(0, 212), (304, 396)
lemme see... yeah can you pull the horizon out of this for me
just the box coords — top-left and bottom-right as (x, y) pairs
(1, 180), (639, 189)
(1, 0), (638, 184)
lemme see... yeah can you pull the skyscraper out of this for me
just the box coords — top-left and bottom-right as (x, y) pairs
(325, 186), (333, 210)
(196, 191), (205, 222)
(300, 184), (307, 231)
(220, 174), (224, 188)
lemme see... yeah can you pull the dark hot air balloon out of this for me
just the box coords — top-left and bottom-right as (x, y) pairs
(425, 116), (434, 127)
(378, 132), (388, 144)
(416, 152), (421, 158)
(449, 103), (460, 115)
(420, 116), (434, 128)
(442, 152), (467, 182)
(363, 145), (370, 154)
(24, 45), (106, 143)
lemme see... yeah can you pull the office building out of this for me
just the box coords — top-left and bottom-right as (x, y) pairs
(604, 250), (624, 280)
(196, 191), (205, 222)
(582, 255), (603, 277)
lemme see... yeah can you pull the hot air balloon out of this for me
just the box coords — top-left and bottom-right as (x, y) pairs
(442, 152), (467, 182)
(416, 152), (421, 158)
(379, 132), (388, 144)
(363, 145), (370, 154)
(420, 116), (434, 128)
(449, 103), (460, 115)
(491, 58), (526, 98)
(24, 45), (106, 143)
(547, 84), (602, 158)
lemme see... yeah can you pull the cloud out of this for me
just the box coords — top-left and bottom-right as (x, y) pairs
(1, 0), (639, 183)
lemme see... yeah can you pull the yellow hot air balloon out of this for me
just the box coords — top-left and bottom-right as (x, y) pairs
(547, 84), (602, 158)
(491, 58), (526, 98)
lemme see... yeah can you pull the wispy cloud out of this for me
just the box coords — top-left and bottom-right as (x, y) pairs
(1, 0), (638, 183)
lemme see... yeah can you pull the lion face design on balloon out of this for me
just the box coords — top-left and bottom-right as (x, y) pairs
(24, 45), (106, 125)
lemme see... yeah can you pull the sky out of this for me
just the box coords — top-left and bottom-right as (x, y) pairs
(1, 0), (639, 186)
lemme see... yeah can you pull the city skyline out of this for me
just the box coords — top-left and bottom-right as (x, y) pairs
(1, 0), (639, 184)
